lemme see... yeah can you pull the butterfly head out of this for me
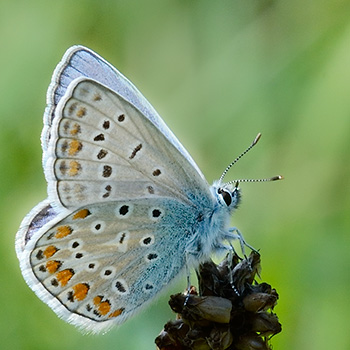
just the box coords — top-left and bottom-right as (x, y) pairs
(216, 182), (241, 210)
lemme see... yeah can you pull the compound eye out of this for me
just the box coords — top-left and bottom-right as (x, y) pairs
(218, 188), (232, 206)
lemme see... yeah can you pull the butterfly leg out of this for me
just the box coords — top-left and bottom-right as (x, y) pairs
(183, 252), (197, 305)
(198, 241), (241, 297)
(213, 242), (234, 255)
(215, 233), (254, 297)
(225, 243), (241, 296)
(185, 262), (191, 291)
(226, 227), (258, 257)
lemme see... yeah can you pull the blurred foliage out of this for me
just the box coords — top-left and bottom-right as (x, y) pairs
(1, 0), (350, 349)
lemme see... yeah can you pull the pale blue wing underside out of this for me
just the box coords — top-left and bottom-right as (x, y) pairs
(15, 46), (224, 334)
(42, 46), (204, 182)
(44, 78), (211, 210)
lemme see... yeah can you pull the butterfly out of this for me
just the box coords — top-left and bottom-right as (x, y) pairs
(15, 46), (281, 333)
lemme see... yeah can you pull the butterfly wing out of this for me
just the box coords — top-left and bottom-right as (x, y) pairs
(19, 197), (203, 333)
(42, 46), (204, 183)
(16, 47), (216, 333)
(44, 78), (211, 209)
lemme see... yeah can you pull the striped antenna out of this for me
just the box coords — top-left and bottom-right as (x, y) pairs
(219, 133), (262, 182)
(225, 175), (283, 187)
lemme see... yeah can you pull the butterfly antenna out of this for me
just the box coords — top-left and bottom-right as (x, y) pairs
(219, 133), (262, 182)
(225, 175), (284, 188)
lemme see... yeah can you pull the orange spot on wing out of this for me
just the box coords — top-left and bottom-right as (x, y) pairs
(68, 160), (81, 176)
(93, 296), (111, 316)
(98, 301), (111, 316)
(76, 107), (86, 118)
(55, 225), (73, 239)
(46, 260), (61, 273)
(70, 123), (81, 136)
(72, 283), (90, 301)
(43, 245), (58, 258)
(68, 139), (82, 156)
(108, 308), (124, 318)
(56, 269), (74, 286)
(73, 209), (91, 220)
(93, 296), (102, 306)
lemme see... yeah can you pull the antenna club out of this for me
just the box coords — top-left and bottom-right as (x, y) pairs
(252, 133), (262, 146)
(271, 175), (284, 181)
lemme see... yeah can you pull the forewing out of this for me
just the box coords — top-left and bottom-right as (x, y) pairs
(45, 78), (210, 210)
(18, 198), (199, 333)
(42, 46), (204, 181)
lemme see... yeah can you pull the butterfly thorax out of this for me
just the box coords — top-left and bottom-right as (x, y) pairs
(185, 181), (241, 267)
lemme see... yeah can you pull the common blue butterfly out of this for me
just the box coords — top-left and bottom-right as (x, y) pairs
(15, 46), (281, 333)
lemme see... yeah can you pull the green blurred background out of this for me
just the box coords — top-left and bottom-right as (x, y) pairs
(1, 0), (350, 349)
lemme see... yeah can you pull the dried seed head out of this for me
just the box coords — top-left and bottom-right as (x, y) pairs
(155, 251), (281, 350)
